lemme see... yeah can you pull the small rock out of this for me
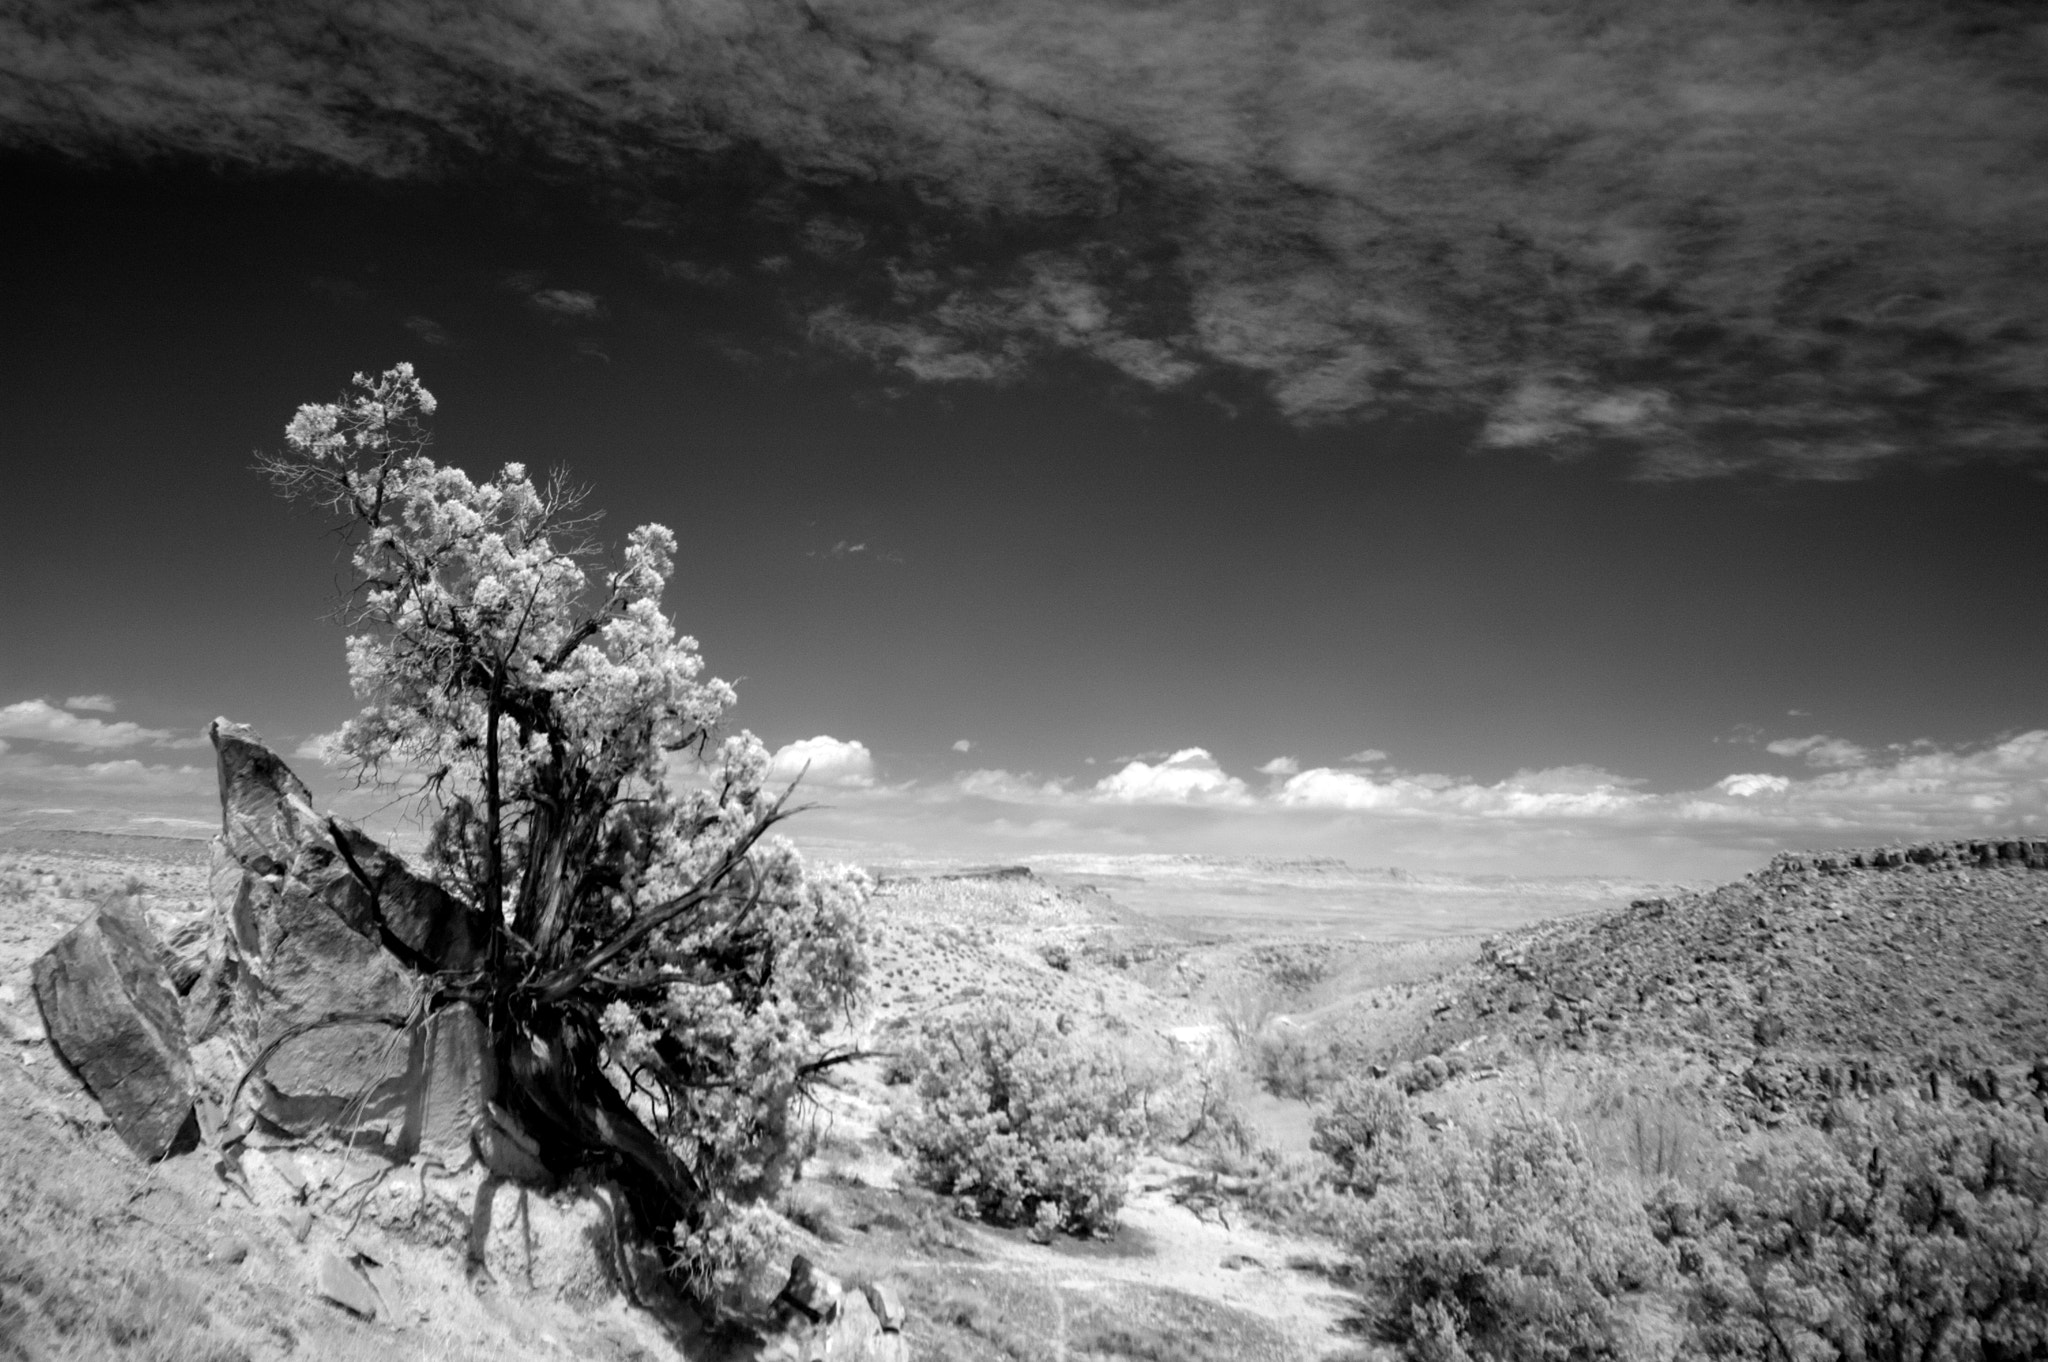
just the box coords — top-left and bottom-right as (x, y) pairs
(359, 1257), (403, 1315)
(211, 1237), (251, 1266)
(31, 904), (196, 1159)
(1220, 1253), (1264, 1271)
(314, 1251), (381, 1319)
(863, 1281), (906, 1332)
(781, 1254), (843, 1323)
(283, 1206), (313, 1242)
(265, 1148), (309, 1196)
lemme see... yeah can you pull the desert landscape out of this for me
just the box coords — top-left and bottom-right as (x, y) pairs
(7, 3), (2048, 1359)
(5, 747), (2044, 1359)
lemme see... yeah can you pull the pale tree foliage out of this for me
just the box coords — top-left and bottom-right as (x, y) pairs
(262, 364), (869, 1299)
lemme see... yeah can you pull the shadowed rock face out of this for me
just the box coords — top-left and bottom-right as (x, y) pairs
(32, 900), (197, 1159)
(208, 719), (497, 1161)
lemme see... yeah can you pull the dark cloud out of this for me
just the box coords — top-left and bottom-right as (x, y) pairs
(5, 0), (2045, 475)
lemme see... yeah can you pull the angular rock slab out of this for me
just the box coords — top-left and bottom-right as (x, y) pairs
(212, 719), (323, 875)
(32, 902), (197, 1159)
(210, 719), (502, 1161)
(403, 1001), (496, 1162)
(314, 1250), (382, 1319)
(224, 869), (416, 1143)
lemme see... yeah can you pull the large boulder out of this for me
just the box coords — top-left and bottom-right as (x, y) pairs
(209, 719), (499, 1161)
(32, 901), (197, 1159)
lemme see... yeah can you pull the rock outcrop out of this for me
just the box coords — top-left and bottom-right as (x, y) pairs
(759, 1257), (909, 1362)
(1439, 836), (2048, 1121)
(208, 718), (498, 1161)
(31, 717), (914, 1342)
(32, 899), (198, 1159)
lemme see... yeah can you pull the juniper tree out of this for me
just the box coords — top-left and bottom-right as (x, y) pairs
(260, 363), (868, 1299)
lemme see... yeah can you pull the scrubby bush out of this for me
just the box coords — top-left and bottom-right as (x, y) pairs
(1311, 1076), (1411, 1196)
(1253, 1026), (1346, 1100)
(1395, 1054), (1451, 1096)
(1656, 1093), (2048, 1361)
(1166, 1057), (1259, 1156)
(1353, 1112), (1671, 1361)
(1212, 979), (1280, 1054)
(888, 1004), (1146, 1235)
(1237, 1148), (1365, 1240)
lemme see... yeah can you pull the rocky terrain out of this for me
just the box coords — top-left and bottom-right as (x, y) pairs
(5, 807), (2044, 1361)
(1423, 839), (2048, 1122)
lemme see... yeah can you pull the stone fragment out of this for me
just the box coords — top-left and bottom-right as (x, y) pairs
(781, 1254), (843, 1322)
(32, 903), (196, 1159)
(314, 1250), (381, 1319)
(475, 1101), (551, 1182)
(403, 1003), (495, 1163)
(213, 721), (323, 875)
(284, 1206), (314, 1242)
(328, 822), (495, 972)
(225, 869), (414, 1142)
(862, 1281), (905, 1332)
(266, 1147), (309, 1196)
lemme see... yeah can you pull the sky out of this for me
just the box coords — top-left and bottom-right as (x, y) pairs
(1, 0), (2045, 880)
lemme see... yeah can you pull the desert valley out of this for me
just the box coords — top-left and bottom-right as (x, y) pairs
(3, 731), (2043, 1360)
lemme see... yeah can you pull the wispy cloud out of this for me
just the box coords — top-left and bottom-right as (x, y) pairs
(526, 288), (604, 322)
(63, 694), (116, 712)
(1766, 734), (1872, 769)
(401, 314), (456, 347)
(806, 539), (903, 563)
(3, 1), (2043, 475)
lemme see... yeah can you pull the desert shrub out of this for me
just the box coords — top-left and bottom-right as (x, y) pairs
(1237, 1148), (1365, 1239)
(1165, 1058), (1259, 1156)
(1657, 1093), (2048, 1361)
(888, 1004), (1146, 1235)
(1212, 979), (1280, 1054)
(1353, 1111), (1670, 1361)
(1311, 1076), (1411, 1196)
(1038, 942), (1072, 972)
(1253, 1026), (1346, 1100)
(1395, 1054), (1451, 1096)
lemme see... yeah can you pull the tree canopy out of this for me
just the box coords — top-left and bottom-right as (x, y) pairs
(261, 363), (869, 1299)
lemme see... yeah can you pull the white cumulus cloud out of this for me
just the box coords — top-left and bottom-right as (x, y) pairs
(1257, 756), (1299, 776)
(292, 730), (346, 763)
(1716, 773), (1792, 798)
(0, 698), (184, 749)
(1093, 748), (1251, 805)
(952, 739), (973, 753)
(767, 735), (876, 789)
(1277, 764), (1648, 820)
